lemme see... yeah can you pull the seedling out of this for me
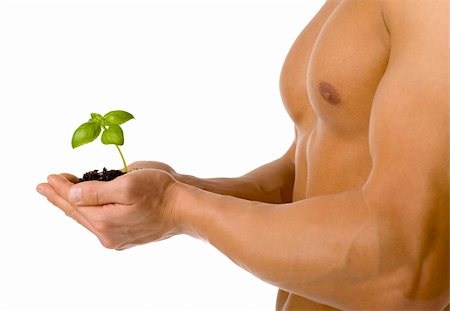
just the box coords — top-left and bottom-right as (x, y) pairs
(72, 110), (134, 173)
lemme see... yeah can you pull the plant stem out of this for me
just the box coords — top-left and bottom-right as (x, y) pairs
(115, 144), (128, 172)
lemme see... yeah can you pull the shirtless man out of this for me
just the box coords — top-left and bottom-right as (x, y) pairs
(37, 0), (449, 309)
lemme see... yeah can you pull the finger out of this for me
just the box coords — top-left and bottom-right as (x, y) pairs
(48, 174), (124, 206)
(37, 182), (97, 234)
(47, 174), (77, 202)
(36, 183), (48, 197)
(44, 176), (113, 232)
(60, 173), (79, 183)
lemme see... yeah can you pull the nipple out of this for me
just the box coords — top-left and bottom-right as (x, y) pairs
(319, 81), (341, 105)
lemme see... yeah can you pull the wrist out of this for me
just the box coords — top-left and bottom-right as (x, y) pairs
(170, 179), (232, 240)
(169, 181), (205, 238)
(168, 180), (269, 241)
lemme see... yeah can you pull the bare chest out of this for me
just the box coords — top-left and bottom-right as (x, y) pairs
(280, 0), (390, 201)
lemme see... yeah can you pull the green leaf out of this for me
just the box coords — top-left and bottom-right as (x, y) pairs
(71, 122), (101, 148)
(89, 113), (103, 123)
(101, 124), (124, 145)
(104, 110), (134, 125)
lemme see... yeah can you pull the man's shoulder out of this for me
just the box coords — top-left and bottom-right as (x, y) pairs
(376, 0), (447, 69)
(380, 0), (446, 35)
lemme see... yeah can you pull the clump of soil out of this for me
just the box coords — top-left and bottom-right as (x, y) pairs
(79, 167), (124, 182)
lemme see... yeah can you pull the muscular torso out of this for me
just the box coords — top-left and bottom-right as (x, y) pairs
(278, 0), (390, 309)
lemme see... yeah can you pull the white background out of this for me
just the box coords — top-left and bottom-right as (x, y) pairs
(0, 0), (323, 310)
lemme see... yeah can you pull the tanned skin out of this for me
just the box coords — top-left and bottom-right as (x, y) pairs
(38, 0), (449, 309)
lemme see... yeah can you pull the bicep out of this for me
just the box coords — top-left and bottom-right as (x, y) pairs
(365, 48), (447, 196)
(364, 0), (448, 206)
(361, 0), (448, 300)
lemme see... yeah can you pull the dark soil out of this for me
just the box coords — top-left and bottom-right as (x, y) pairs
(79, 167), (124, 182)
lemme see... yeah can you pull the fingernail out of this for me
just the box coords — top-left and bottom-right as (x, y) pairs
(36, 185), (46, 197)
(68, 187), (82, 203)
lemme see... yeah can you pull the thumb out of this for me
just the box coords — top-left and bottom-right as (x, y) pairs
(68, 180), (120, 206)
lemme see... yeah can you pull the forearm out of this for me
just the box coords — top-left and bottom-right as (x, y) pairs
(172, 183), (432, 309)
(175, 155), (295, 204)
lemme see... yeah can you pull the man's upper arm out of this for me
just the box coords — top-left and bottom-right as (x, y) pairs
(362, 0), (448, 303)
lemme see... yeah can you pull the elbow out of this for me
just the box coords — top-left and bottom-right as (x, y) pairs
(335, 261), (448, 309)
(368, 233), (449, 310)
(345, 204), (449, 308)
(367, 227), (449, 309)
(361, 180), (449, 308)
(403, 258), (449, 310)
(375, 265), (449, 310)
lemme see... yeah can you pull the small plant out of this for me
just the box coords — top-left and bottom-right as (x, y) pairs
(72, 110), (134, 173)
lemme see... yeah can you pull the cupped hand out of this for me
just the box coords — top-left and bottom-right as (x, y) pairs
(36, 169), (180, 250)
